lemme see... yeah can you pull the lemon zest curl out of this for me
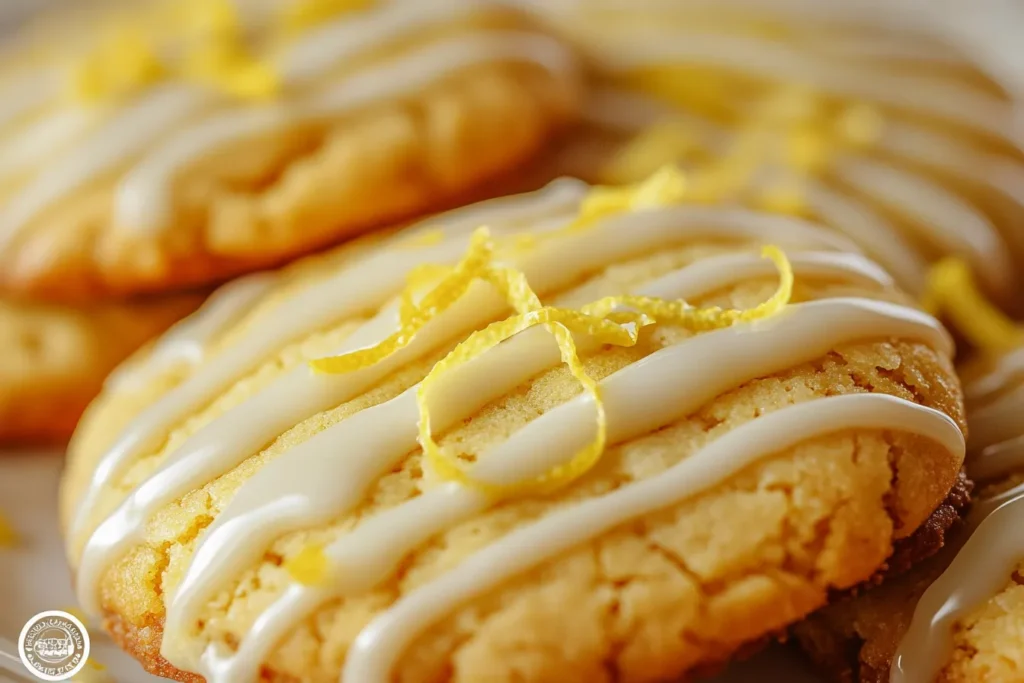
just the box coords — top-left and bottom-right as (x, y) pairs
(311, 170), (793, 498)
(923, 257), (1024, 354)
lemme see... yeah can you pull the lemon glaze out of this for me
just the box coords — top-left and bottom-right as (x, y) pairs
(67, 171), (966, 682)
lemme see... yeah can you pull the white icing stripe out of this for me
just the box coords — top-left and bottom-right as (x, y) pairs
(159, 255), (893, 670)
(966, 383), (1024, 453)
(346, 394), (962, 683)
(68, 177), (585, 545)
(969, 435), (1024, 483)
(0, 108), (101, 183)
(0, 84), (210, 247)
(277, 0), (481, 84)
(166, 297), (951, 680)
(114, 31), (577, 234)
(964, 347), (1024, 402)
(881, 121), (1024, 211)
(74, 204), (861, 615)
(891, 489), (1024, 683)
(576, 91), (980, 296)
(104, 273), (279, 394)
(833, 156), (1013, 295)
(597, 31), (1016, 145)
(0, 67), (61, 131)
(801, 180), (929, 296)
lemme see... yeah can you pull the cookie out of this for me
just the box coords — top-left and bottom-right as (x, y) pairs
(793, 269), (1024, 683)
(519, 0), (1024, 306)
(0, 293), (199, 444)
(59, 170), (966, 683)
(0, 0), (582, 302)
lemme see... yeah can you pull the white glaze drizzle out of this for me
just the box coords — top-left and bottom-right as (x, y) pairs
(160, 254), (896, 672)
(0, 108), (102, 183)
(68, 177), (587, 546)
(880, 121), (1024, 212)
(0, 84), (211, 247)
(114, 30), (576, 233)
(579, 89), (997, 297)
(595, 30), (1016, 146)
(799, 180), (929, 297)
(276, 0), (482, 85)
(0, 67), (61, 132)
(891, 490), (1024, 683)
(104, 272), (279, 394)
(832, 156), (1014, 295)
(891, 343), (1024, 682)
(175, 297), (950, 681)
(0, 1), (578, 240)
(74, 203), (863, 616)
(345, 394), (962, 683)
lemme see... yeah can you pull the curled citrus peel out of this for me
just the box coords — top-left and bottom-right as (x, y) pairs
(602, 120), (708, 185)
(515, 165), (690, 252)
(70, 25), (165, 103)
(923, 257), (1024, 354)
(310, 168), (793, 498)
(70, 0), (278, 103)
(602, 86), (883, 219)
(417, 243), (793, 499)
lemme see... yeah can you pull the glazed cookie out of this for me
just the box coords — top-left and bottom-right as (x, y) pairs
(0, 293), (199, 443)
(794, 268), (1024, 683)
(0, 0), (581, 301)
(519, 0), (1024, 306)
(60, 170), (967, 683)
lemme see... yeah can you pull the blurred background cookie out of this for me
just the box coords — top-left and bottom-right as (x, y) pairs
(0, 0), (582, 301)
(515, 0), (1024, 307)
(60, 174), (967, 683)
(0, 294), (199, 444)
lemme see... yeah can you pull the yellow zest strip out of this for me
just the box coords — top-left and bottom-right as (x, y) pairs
(283, 542), (330, 586)
(70, 25), (165, 102)
(281, 0), (375, 33)
(581, 246), (793, 327)
(310, 229), (494, 374)
(516, 165), (690, 251)
(924, 257), (1024, 354)
(571, 165), (688, 233)
(0, 511), (16, 547)
(309, 171), (793, 499)
(417, 245), (793, 498)
(182, 42), (279, 101)
(601, 120), (707, 185)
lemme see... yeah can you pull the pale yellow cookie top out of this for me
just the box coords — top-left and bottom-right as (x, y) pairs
(59, 172), (965, 683)
(0, 0), (582, 301)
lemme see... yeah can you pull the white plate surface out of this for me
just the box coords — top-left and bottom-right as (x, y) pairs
(0, 450), (825, 682)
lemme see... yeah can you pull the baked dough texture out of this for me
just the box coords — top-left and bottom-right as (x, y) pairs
(795, 348), (1024, 683)
(0, 294), (200, 443)
(0, 2), (581, 301)
(60, 181), (966, 683)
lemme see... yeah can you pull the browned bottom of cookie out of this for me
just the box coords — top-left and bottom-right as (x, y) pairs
(793, 469), (973, 683)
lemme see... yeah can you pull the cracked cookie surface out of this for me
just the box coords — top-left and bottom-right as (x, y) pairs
(60, 188), (965, 683)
